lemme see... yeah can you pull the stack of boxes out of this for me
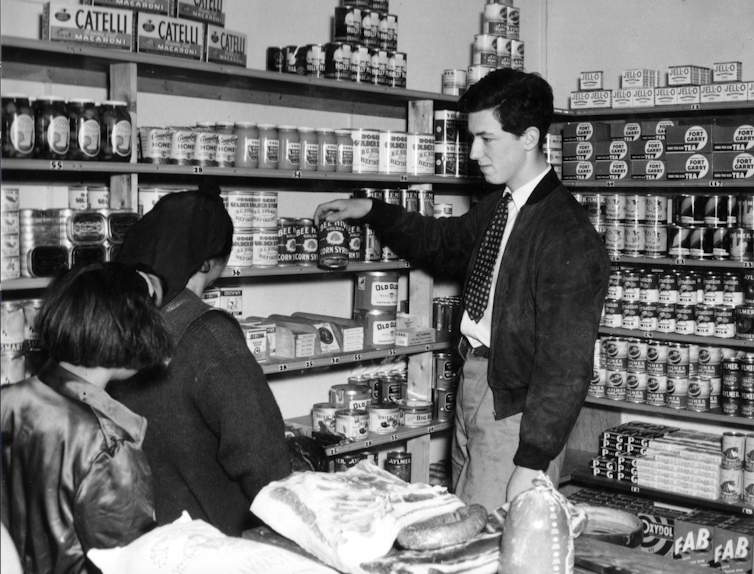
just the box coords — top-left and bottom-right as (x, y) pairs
(571, 62), (753, 109)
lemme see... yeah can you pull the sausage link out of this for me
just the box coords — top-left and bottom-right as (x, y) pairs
(396, 504), (488, 550)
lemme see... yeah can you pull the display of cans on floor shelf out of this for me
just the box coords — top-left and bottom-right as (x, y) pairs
(601, 266), (754, 341)
(1, 298), (49, 385)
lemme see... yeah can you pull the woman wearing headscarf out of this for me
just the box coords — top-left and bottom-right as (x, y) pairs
(108, 180), (292, 536)
(2, 262), (173, 574)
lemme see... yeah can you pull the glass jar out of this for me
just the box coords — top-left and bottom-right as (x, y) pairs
(98, 100), (132, 162)
(298, 127), (318, 172)
(215, 121), (237, 168)
(335, 129), (354, 173)
(257, 123), (279, 170)
(317, 128), (337, 172)
(67, 98), (101, 161)
(2, 93), (35, 158)
(278, 125), (300, 170)
(34, 95), (69, 160)
(233, 121), (259, 169)
(193, 121), (218, 167)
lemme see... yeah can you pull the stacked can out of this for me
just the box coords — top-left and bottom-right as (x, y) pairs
(604, 336), (628, 401)
(224, 191), (278, 268)
(2, 187), (20, 281)
(378, 131), (407, 175)
(432, 296), (462, 337)
(433, 351), (459, 422)
(721, 432), (746, 502)
(2, 297), (49, 385)
(352, 270), (398, 348)
(434, 110), (469, 177)
(670, 193), (746, 261)
(442, 69), (467, 96)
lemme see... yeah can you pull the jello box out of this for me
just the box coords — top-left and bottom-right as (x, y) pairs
(562, 122), (612, 143)
(676, 85), (701, 104)
(611, 89), (633, 109)
(631, 160), (666, 180)
(81, 0), (174, 15)
(629, 139), (666, 160)
(562, 161), (595, 181)
(595, 160), (630, 180)
(579, 71), (603, 91)
(666, 153), (713, 180)
(654, 87), (678, 106)
(611, 121), (641, 141)
(668, 65), (712, 86)
(136, 12), (204, 61)
(570, 90), (612, 109)
(176, 0), (224, 27)
(723, 83), (749, 103)
(713, 517), (754, 573)
(674, 510), (733, 567)
(205, 24), (247, 66)
(713, 61), (743, 84)
(42, 2), (135, 50)
(640, 120), (675, 141)
(713, 152), (754, 180)
(665, 124), (714, 154)
(701, 84), (726, 104)
(713, 124), (754, 152)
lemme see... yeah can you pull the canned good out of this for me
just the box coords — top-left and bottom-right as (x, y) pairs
(295, 218), (318, 266)
(689, 227), (714, 259)
(228, 231), (254, 267)
(368, 403), (400, 434)
(397, 399), (432, 427)
(330, 383), (372, 410)
(406, 133), (434, 175)
(657, 303), (676, 334)
(333, 6), (362, 44)
(602, 299), (622, 328)
(644, 224), (667, 257)
(687, 376), (711, 412)
(311, 402), (339, 434)
(723, 431), (747, 470)
(347, 223), (362, 261)
(318, 219), (349, 269)
(277, 218), (297, 265)
(138, 126), (172, 164)
(605, 368), (626, 401)
(354, 271), (399, 311)
(736, 305), (754, 339)
(624, 195), (646, 224)
(625, 371), (647, 403)
(433, 387), (456, 421)
(730, 228), (753, 261)
(385, 451), (411, 482)
(723, 273), (744, 306)
(667, 225), (690, 258)
(334, 453), (362, 472)
(714, 305), (736, 338)
(674, 194), (704, 226)
(353, 308), (396, 348)
(378, 131), (407, 174)
(721, 467), (743, 502)
(646, 374), (667, 406)
(694, 304), (715, 337)
(252, 228), (277, 267)
(639, 302), (658, 331)
(666, 377), (688, 409)
(645, 195), (668, 223)
(168, 127), (195, 165)
(334, 408), (369, 440)
(351, 128), (380, 173)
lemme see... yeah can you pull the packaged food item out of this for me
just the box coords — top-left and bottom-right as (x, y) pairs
(43, 3), (134, 51)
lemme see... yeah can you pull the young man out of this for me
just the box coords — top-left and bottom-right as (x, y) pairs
(314, 68), (610, 511)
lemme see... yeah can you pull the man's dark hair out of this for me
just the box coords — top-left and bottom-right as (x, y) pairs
(39, 262), (173, 370)
(459, 68), (554, 149)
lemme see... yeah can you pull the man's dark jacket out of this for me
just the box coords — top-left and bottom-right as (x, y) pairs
(363, 168), (610, 470)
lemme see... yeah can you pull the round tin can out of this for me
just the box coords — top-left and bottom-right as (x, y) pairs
(334, 6), (362, 43)
(639, 302), (658, 331)
(334, 453), (362, 472)
(705, 194), (732, 227)
(397, 399), (432, 427)
(378, 374), (402, 404)
(658, 273), (679, 304)
(646, 341), (668, 374)
(736, 305), (754, 339)
(666, 377), (688, 409)
(745, 434), (754, 472)
(723, 431), (747, 470)
(252, 228), (277, 267)
(379, 12), (398, 52)
(646, 374), (667, 406)
(311, 402), (339, 434)
(368, 403), (399, 434)
(387, 51), (407, 88)
(330, 383), (372, 410)
(627, 338), (647, 373)
(689, 227), (713, 259)
(433, 386), (456, 421)
(604, 194), (626, 223)
(361, 9), (380, 48)
(354, 271), (399, 311)
(228, 231), (254, 267)
(604, 223), (624, 255)
(625, 371), (647, 403)
(624, 194), (646, 224)
(694, 304), (715, 337)
(466, 64), (494, 88)
(401, 190), (419, 213)
(744, 470), (754, 504)
(334, 408), (369, 440)
(434, 351), (458, 386)
(283, 45), (307, 75)
(723, 273), (744, 307)
(622, 272), (640, 302)
(729, 228), (753, 261)
(745, 275), (754, 305)
(434, 142), (457, 176)
(602, 299), (622, 328)
(87, 186), (110, 210)
(667, 225), (690, 258)
(703, 272), (724, 305)
(362, 224), (381, 262)
(588, 368), (606, 398)
(678, 272), (699, 305)
(353, 308), (396, 348)
(1, 187), (20, 213)
(378, 131), (407, 174)
(605, 336), (628, 360)
(713, 228), (731, 260)
(350, 44), (372, 83)
(295, 218), (318, 266)
(406, 133), (434, 175)
(605, 368), (626, 401)
(472, 34), (498, 68)
(442, 69), (467, 96)
(371, 48), (389, 86)
(1, 301), (25, 353)
(385, 451), (411, 482)
(324, 42), (352, 80)
(215, 121), (237, 168)
(622, 223), (645, 256)
(347, 224), (362, 261)
(687, 376), (711, 412)
(607, 268), (623, 300)
(657, 303), (676, 334)
(318, 219), (349, 269)
(644, 224), (667, 257)
(265, 46), (284, 72)
(138, 126), (172, 163)
(714, 305), (736, 338)
(639, 271), (659, 303)
(0, 351), (25, 385)
(277, 217), (297, 265)
(168, 127), (196, 165)
(645, 195), (668, 224)
(674, 194), (704, 226)
(351, 128), (380, 173)
(720, 467), (743, 502)
(740, 195), (754, 227)
(193, 124), (218, 167)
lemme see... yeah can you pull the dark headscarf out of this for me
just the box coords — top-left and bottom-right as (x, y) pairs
(117, 180), (233, 305)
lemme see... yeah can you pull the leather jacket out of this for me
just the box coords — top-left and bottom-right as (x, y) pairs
(1, 361), (156, 574)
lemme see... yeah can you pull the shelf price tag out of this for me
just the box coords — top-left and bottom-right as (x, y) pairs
(610, 255), (622, 262)
(293, 171), (302, 179)
(329, 447), (338, 455)
(388, 349), (397, 356)
(400, 175), (409, 182)
(364, 440), (373, 447)
(605, 181), (615, 188)
(642, 332), (654, 339)
(353, 354), (362, 361)
(743, 507), (754, 515)
(278, 364), (288, 372)
(743, 262), (754, 268)
(304, 360), (314, 368)
(674, 258), (686, 265)
(426, 426), (435, 433)
(709, 180), (723, 187)
(691, 104), (701, 110)
(631, 486), (640, 493)
(230, 268), (242, 277)
(425, 345), (431, 351)
(50, 161), (64, 170)
(193, 166), (204, 174)
(390, 434), (399, 441)
(331, 357), (341, 365)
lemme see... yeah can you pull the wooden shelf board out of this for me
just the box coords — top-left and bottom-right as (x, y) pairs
(606, 255), (754, 269)
(565, 179), (754, 188)
(554, 101), (754, 120)
(598, 326), (754, 348)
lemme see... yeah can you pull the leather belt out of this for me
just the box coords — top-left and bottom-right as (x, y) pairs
(459, 337), (490, 359)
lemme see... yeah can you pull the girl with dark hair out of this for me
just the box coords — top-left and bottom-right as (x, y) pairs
(108, 181), (292, 536)
(1, 262), (173, 574)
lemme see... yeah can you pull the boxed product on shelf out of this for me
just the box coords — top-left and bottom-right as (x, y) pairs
(255, 315), (321, 359)
(291, 312), (364, 353)
(562, 160), (595, 181)
(82, 0), (173, 15)
(563, 121), (612, 143)
(394, 327), (435, 347)
(562, 141), (595, 162)
(621, 68), (661, 89)
(701, 84), (726, 104)
(135, 12), (205, 60)
(640, 120), (676, 140)
(714, 517), (754, 574)
(666, 152), (713, 180)
(629, 139), (666, 160)
(713, 124), (754, 152)
(713, 152), (754, 180)
(570, 90), (612, 109)
(654, 87), (678, 106)
(205, 25), (247, 66)
(176, 0), (224, 26)
(640, 506), (694, 556)
(579, 71), (604, 91)
(723, 83), (750, 102)
(612, 89), (633, 109)
(629, 88), (655, 108)
(748, 81), (754, 101)
(243, 319), (276, 356)
(631, 159), (667, 180)
(595, 140), (629, 161)
(668, 65), (712, 86)
(240, 325), (269, 363)
(42, 2), (135, 51)
(665, 124), (714, 153)
(677, 85), (702, 104)
(595, 160), (630, 180)
(713, 62), (743, 84)
(610, 121), (641, 141)
(674, 510), (733, 566)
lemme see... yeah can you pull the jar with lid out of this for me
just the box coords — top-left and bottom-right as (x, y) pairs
(67, 98), (101, 161)
(215, 121), (237, 168)
(335, 129), (354, 173)
(257, 124), (279, 170)
(298, 127), (318, 172)
(2, 94), (35, 158)
(34, 95), (69, 160)
(98, 100), (132, 162)
(278, 125), (300, 171)
(193, 121), (218, 167)
(317, 128), (337, 172)
(233, 121), (259, 169)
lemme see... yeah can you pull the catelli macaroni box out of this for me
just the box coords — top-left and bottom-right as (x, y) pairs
(205, 24), (246, 66)
(136, 12), (204, 61)
(42, 3), (134, 50)
(81, 0), (175, 16)
(176, 0), (224, 26)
